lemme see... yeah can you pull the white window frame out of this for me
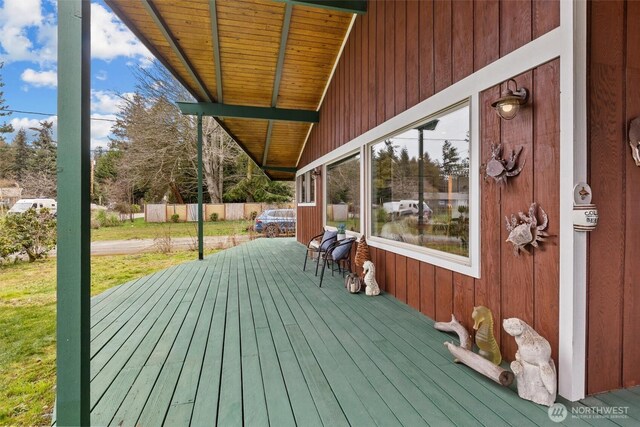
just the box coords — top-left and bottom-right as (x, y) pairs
(323, 151), (363, 236)
(365, 100), (475, 275)
(297, 170), (316, 206)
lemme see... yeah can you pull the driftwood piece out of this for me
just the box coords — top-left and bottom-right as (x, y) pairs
(444, 342), (514, 386)
(434, 314), (472, 350)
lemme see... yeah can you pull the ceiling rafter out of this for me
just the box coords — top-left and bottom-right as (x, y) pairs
(209, 0), (223, 103)
(104, 0), (202, 102)
(140, 0), (214, 102)
(262, 3), (293, 167)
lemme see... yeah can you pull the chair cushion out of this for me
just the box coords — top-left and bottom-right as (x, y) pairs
(330, 240), (352, 261)
(320, 230), (338, 251)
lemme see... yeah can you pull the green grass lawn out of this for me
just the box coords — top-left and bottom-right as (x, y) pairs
(91, 218), (253, 241)
(0, 250), (215, 426)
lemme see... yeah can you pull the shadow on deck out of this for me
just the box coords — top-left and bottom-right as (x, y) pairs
(83, 238), (639, 426)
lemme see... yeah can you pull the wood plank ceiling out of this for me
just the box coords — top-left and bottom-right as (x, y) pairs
(105, 0), (355, 180)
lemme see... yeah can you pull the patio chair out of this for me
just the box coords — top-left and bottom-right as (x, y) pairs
(303, 229), (338, 275)
(318, 237), (356, 287)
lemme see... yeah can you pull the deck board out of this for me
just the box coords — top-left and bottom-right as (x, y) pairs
(79, 238), (640, 426)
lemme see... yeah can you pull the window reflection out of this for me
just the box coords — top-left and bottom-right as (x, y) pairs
(326, 154), (360, 232)
(370, 104), (470, 257)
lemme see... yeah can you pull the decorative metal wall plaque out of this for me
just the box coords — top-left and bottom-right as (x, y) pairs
(505, 202), (548, 255)
(484, 143), (525, 185)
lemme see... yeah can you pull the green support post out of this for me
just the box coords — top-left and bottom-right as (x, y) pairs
(197, 113), (204, 260)
(56, 0), (91, 425)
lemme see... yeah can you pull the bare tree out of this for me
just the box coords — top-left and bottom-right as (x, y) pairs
(19, 169), (56, 198)
(202, 118), (241, 203)
(109, 63), (245, 203)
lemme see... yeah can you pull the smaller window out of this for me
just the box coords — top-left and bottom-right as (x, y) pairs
(297, 171), (316, 204)
(326, 153), (361, 232)
(299, 174), (306, 203)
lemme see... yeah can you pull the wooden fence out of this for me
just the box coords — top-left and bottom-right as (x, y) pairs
(144, 203), (295, 223)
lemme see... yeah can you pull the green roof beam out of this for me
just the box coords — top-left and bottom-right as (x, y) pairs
(262, 165), (297, 173)
(177, 102), (319, 123)
(273, 0), (367, 14)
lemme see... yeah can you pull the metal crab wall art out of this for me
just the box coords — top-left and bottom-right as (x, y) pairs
(505, 203), (549, 255)
(484, 143), (525, 185)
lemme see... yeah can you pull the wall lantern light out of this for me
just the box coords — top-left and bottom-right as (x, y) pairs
(491, 79), (529, 120)
(311, 167), (321, 178)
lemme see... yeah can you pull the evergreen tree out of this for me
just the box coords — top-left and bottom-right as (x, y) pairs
(441, 140), (461, 176)
(371, 140), (397, 204)
(0, 140), (12, 179)
(29, 121), (57, 175)
(11, 129), (30, 182)
(0, 63), (13, 143)
(223, 158), (293, 203)
(0, 63), (14, 179)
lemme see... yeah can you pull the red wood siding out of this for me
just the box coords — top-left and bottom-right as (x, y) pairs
(298, 0), (559, 168)
(296, 177), (323, 245)
(587, 0), (640, 394)
(297, 0), (560, 369)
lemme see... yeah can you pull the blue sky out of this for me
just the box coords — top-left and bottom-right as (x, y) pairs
(0, 0), (153, 150)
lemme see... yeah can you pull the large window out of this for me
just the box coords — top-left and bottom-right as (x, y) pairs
(297, 170), (315, 204)
(326, 154), (360, 232)
(370, 103), (470, 258)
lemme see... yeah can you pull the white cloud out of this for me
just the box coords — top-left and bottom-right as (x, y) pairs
(0, 1), (153, 67)
(90, 113), (115, 150)
(21, 68), (57, 88)
(8, 115), (57, 142)
(91, 3), (153, 65)
(0, 0), (57, 64)
(91, 90), (134, 115)
(0, 0), (42, 28)
(96, 70), (108, 81)
(8, 114), (112, 151)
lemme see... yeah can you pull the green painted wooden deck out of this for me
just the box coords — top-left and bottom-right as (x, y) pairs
(86, 238), (640, 426)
